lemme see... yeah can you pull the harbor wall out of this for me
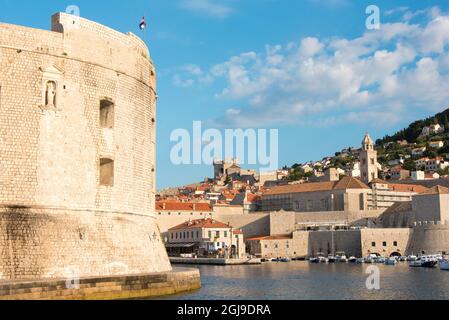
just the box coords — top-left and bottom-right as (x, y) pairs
(0, 268), (200, 300)
(0, 206), (171, 280)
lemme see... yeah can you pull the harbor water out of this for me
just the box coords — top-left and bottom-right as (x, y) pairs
(161, 261), (449, 300)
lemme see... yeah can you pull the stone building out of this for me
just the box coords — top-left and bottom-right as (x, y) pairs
(378, 185), (449, 228)
(261, 176), (371, 212)
(166, 218), (245, 258)
(213, 159), (241, 181)
(360, 133), (378, 184)
(0, 13), (171, 280)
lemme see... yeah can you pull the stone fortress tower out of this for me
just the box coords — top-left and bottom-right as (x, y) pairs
(0, 13), (172, 281)
(360, 133), (378, 184)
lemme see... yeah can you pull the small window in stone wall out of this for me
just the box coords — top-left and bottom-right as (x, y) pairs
(100, 99), (115, 129)
(100, 158), (114, 186)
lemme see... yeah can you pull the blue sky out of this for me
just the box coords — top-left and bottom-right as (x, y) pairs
(1, 0), (449, 189)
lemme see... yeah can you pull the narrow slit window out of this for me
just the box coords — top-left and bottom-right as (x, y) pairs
(100, 158), (114, 186)
(100, 99), (115, 129)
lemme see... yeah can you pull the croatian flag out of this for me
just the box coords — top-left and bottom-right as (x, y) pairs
(139, 16), (147, 30)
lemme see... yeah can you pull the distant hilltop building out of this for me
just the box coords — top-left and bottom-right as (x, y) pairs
(421, 124), (444, 137)
(0, 13), (174, 283)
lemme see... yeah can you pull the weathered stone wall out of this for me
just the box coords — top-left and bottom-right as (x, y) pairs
(407, 223), (449, 255)
(412, 194), (441, 224)
(0, 13), (170, 281)
(270, 211), (296, 235)
(360, 228), (410, 257)
(308, 230), (362, 257)
(0, 207), (171, 280)
(0, 13), (156, 214)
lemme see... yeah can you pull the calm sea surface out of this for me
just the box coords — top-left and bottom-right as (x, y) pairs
(161, 262), (449, 300)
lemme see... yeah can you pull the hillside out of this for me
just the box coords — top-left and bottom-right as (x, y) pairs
(376, 108), (449, 146)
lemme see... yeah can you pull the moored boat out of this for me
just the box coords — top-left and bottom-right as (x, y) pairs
(348, 256), (357, 263)
(409, 256), (438, 268)
(328, 255), (336, 263)
(309, 257), (320, 264)
(318, 256), (329, 263)
(377, 257), (387, 264)
(421, 257), (438, 268)
(439, 260), (449, 270)
(336, 254), (348, 263)
(385, 257), (398, 265)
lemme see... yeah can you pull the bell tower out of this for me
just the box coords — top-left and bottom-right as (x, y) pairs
(360, 133), (378, 184)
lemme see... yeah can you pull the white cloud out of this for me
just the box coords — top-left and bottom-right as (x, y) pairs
(177, 7), (449, 128)
(179, 0), (234, 19)
(173, 64), (212, 87)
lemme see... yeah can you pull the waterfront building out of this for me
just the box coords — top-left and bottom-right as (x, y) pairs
(166, 218), (245, 258)
(245, 228), (411, 259)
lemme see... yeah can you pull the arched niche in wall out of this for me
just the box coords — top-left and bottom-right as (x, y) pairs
(39, 65), (64, 113)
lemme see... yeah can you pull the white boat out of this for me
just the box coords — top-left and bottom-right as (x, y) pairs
(409, 256), (438, 268)
(409, 260), (422, 267)
(309, 257), (320, 264)
(365, 254), (377, 264)
(407, 255), (418, 262)
(376, 257), (387, 264)
(365, 257), (374, 264)
(439, 260), (449, 270)
(356, 258), (365, 264)
(336, 255), (348, 263)
(348, 256), (357, 263)
(318, 256), (329, 263)
(385, 257), (398, 265)
(399, 256), (407, 262)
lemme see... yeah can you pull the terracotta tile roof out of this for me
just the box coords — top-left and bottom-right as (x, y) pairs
(156, 201), (213, 212)
(233, 230), (244, 235)
(263, 177), (369, 196)
(334, 176), (370, 189)
(169, 218), (231, 231)
(388, 183), (429, 193)
(246, 194), (261, 203)
(246, 234), (292, 241)
(371, 178), (388, 184)
(417, 185), (449, 195)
